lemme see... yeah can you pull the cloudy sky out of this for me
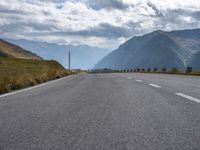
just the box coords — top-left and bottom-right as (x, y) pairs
(0, 0), (200, 49)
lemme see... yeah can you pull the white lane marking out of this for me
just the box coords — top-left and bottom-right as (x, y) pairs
(0, 75), (73, 98)
(135, 79), (143, 83)
(126, 77), (132, 79)
(149, 84), (161, 88)
(175, 93), (200, 103)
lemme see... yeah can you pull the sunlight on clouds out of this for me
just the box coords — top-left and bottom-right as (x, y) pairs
(0, 0), (200, 48)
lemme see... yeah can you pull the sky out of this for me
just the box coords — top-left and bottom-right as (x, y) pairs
(0, 0), (200, 49)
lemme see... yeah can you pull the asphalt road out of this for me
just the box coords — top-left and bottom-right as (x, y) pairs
(0, 73), (200, 150)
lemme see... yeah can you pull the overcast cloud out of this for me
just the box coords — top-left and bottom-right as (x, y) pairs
(0, 0), (200, 49)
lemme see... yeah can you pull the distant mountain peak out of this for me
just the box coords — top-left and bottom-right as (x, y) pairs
(95, 28), (200, 71)
(151, 29), (166, 34)
(4, 38), (111, 69)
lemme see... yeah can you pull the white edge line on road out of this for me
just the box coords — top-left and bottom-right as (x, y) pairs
(149, 84), (161, 88)
(135, 79), (143, 83)
(0, 75), (73, 98)
(175, 93), (200, 103)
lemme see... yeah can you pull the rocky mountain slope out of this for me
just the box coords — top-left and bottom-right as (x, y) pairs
(95, 29), (200, 71)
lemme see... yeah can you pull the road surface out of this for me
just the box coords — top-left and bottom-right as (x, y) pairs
(0, 73), (200, 150)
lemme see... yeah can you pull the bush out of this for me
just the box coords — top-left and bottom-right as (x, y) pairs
(137, 68), (140, 72)
(147, 68), (151, 72)
(162, 68), (167, 73)
(171, 67), (179, 74)
(186, 67), (192, 74)
(154, 68), (158, 72)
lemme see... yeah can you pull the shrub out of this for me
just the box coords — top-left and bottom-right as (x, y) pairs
(154, 68), (158, 72)
(40, 73), (48, 82)
(186, 67), (192, 74)
(162, 68), (167, 73)
(147, 68), (151, 72)
(171, 67), (179, 74)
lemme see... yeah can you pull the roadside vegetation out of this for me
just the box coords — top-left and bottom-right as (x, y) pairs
(89, 67), (200, 76)
(0, 57), (74, 94)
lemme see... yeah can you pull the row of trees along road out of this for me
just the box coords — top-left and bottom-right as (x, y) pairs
(90, 67), (194, 75)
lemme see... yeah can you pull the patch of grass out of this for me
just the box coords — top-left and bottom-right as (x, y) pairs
(0, 57), (74, 94)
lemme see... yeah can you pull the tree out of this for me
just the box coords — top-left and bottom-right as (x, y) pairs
(154, 68), (158, 72)
(162, 68), (167, 73)
(186, 67), (192, 74)
(147, 68), (151, 72)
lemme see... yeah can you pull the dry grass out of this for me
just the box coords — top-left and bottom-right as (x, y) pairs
(0, 39), (42, 60)
(0, 57), (73, 94)
(188, 71), (200, 76)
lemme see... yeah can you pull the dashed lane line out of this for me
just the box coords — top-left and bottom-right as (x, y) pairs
(149, 84), (161, 88)
(175, 93), (200, 103)
(135, 79), (143, 83)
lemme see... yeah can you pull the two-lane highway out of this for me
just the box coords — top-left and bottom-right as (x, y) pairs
(0, 73), (200, 150)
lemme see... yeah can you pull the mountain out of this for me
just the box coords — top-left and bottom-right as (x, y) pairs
(188, 52), (200, 71)
(95, 29), (200, 71)
(169, 29), (200, 53)
(5, 39), (111, 69)
(0, 39), (42, 60)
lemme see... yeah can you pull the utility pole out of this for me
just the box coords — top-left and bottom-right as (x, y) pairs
(68, 51), (71, 70)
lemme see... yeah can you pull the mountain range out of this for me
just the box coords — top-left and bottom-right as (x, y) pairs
(5, 39), (111, 69)
(95, 29), (200, 71)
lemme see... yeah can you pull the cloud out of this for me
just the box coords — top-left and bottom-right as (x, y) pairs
(28, 23), (132, 38)
(65, 23), (132, 38)
(86, 0), (128, 10)
(0, 0), (200, 49)
(193, 11), (200, 20)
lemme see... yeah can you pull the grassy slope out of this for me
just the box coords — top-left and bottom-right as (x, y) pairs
(0, 57), (73, 94)
(0, 39), (42, 60)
